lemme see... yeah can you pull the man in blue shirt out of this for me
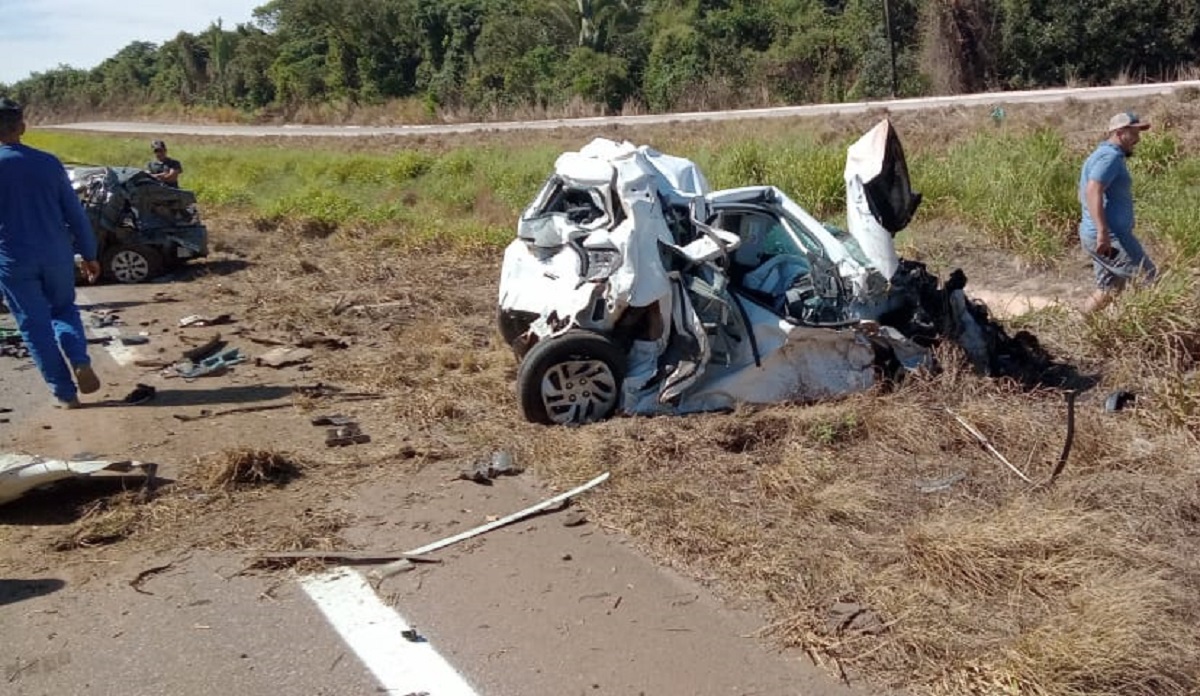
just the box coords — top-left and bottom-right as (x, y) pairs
(0, 98), (103, 407)
(1078, 110), (1156, 314)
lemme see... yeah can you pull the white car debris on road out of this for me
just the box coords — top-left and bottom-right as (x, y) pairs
(498, 119), (1050, 425)
(0, 453), (152, 505)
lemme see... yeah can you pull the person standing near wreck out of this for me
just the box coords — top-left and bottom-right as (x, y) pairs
(0, 97), (103, 408)
(1078, 110), (1157, 314)
(147, 139), (182, 187)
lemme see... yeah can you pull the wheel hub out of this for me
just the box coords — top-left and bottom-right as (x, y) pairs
(541, 359), (618, 425)
(111, 250), (149, 283)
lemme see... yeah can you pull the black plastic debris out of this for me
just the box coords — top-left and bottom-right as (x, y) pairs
(123, 384), (157, 405)
(1104, 390), (1136, 413)
(324, 422), (370, 447)
(311, 414), (356, 427)
(1, 327), (28, 359)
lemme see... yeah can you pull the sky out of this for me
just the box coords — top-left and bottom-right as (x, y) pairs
(0, 0), (264, 85)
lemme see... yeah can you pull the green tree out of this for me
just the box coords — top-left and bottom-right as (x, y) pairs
(93, 41), (158, 103)
(224, 25), (279, 108)
(996, 0), (1200, 87)
(567, 46), (632, 110)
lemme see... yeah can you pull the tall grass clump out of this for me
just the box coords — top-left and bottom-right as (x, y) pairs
(262, 186), (365, 234)
(1082, 271), (1200, 369)
(474, 145), (560, 210)
(934, 128), (1078, 263)
(707, 138), (845, 219)
(1076, 270), (1200, 439)
(769, 143), (845, 220)
(386, 150), (435, 181)
(1137, 154), (1200, 258)
(713, 139), (771, 186)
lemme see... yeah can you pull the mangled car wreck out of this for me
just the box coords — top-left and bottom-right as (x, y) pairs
(498, 120), (1044, 425)
(67, 166), (209, 284)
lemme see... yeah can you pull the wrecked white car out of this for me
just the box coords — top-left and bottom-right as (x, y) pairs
(497, 120), (1045, 425)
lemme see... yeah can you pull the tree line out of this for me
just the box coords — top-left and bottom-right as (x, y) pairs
(5, 0), (1198, 120)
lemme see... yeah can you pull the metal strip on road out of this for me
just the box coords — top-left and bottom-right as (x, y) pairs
(42, 80), (1200, 139)
(299, 568), (482, 696)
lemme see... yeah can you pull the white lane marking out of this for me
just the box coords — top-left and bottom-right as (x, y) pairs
(76, 290), (140, 367)
(299, 568), (481, 696)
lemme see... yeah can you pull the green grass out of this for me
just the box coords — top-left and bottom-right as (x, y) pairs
(24, 126), (1200, 265)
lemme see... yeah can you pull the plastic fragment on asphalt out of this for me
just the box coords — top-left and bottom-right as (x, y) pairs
(0, 453), (152, 505)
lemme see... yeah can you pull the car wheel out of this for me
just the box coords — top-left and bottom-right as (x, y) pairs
(517, 331), (626, 425)
(103, 245), (163, 284)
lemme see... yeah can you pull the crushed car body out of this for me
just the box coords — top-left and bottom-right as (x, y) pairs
(67, 165), (209, 283)
(497, 120), (1045, 425)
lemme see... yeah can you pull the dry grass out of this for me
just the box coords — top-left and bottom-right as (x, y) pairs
(190, 448), (303, 492)
(176, 214), (1200, 695)
(54, 491), (150, 550)
(50, 448), (358, 559)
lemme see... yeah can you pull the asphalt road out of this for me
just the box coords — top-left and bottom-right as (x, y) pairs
(0, 310), (42, 439)
(44, 80), (1200, 139)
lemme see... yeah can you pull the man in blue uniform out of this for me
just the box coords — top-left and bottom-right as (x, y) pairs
(1078, 110), (1156, 314)
(0, 98), (103, 408)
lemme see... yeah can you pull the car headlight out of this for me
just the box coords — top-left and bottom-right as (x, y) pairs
(584, 248), (621, 280)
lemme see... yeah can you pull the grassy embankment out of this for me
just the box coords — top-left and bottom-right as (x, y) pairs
(26, 97), (1200, 696)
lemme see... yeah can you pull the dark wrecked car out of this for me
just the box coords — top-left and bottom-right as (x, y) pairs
(497, 120), (1047, 426)
(67, 165), (209, 284)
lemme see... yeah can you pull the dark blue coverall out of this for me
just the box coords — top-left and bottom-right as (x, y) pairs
(0, 143), (99, 403)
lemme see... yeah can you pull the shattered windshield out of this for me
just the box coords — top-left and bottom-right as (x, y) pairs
(775, 195), (875, 271)
(775, 209), (830, 260)
(822, 223), (872, 268)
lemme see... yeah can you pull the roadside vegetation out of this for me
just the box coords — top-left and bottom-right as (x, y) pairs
(5, 0), (1198, 124)
(25, 93), (1200, 695)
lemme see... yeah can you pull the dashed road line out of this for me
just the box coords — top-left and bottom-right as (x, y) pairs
(299, 568), (482, 696)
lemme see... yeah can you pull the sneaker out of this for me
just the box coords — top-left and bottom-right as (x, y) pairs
(54, 397), (82, 410)
(74, 364), (100, 394)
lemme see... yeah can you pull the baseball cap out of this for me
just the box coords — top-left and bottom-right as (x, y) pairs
(1107, 111), (1151, 132)
(151, 139), (166, 151)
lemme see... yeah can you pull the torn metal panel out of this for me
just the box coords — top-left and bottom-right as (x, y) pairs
(0, 454), (151, 505)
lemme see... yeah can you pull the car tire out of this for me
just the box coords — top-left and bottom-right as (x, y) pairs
(517, 331), (626, 425)
(103, 245), (163, 284)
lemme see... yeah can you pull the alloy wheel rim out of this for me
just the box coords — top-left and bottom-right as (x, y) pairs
(111, 250), (149, 282)
(541, 359), (618, 425)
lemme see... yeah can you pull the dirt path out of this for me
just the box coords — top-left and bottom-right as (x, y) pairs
(904, 228), (1092, 319)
